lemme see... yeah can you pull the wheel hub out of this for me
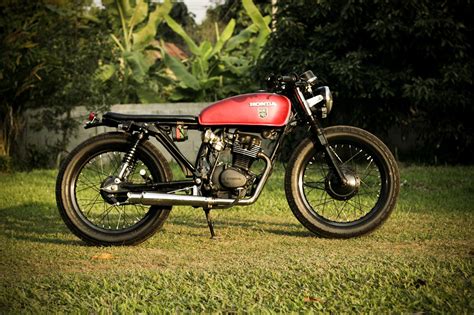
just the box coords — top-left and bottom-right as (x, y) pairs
(325, 168), (361, 200)
(100, 176), (121, 204)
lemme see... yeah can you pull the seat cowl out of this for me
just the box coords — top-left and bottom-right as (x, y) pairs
(103, 112), (198, 123)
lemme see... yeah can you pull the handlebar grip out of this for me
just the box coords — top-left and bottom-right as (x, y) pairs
(279, 74), (298, 83)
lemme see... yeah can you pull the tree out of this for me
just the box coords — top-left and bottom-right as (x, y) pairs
(162, 0), (272, 101)
(95, 0), (172, 103)
(0, 2), (44, 158)
(157, 1), (196, 48)
(34, 3), (113, 160)
(258, 0), (473, 163)
(0, 0), (112, 167)
(193, 0), (270, 45)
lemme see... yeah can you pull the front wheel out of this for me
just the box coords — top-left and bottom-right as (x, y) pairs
(285, 126), (400, 238)
(56, 132), (172, 246)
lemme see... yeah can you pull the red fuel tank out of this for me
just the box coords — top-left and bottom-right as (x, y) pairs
(198, 93), (291, 127)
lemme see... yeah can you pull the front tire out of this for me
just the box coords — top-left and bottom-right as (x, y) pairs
(285, 126), (400, 238)
(56, 132), (172, 246)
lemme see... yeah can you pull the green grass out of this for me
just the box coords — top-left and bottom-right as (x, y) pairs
(0, 165), (473, 313)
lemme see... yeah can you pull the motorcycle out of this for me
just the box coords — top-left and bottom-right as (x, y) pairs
(56, 70), (400, 246)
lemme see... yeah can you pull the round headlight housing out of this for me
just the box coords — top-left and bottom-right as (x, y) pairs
(307, 86), (333, 118)
(324, 86), (333, 115)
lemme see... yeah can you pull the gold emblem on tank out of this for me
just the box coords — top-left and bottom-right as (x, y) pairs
(258, 108), (268, 119)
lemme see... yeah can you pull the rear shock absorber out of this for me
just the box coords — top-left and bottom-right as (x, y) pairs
(117, 132), (144, 180)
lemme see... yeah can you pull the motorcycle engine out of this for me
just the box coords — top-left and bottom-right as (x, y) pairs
(199, 130), (262, 198)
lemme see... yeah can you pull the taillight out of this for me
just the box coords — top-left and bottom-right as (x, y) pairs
(88, 112), (96, 122)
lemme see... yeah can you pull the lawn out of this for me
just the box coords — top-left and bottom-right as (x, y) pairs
(0, 165), (473, 313)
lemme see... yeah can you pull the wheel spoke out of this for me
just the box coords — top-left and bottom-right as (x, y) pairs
(342, 147), (362, 167)
(76, 183), (100, 193)
(312, 196), (335, 209)
(303, 181), (325, 190)
(83, 194), (102, 216)
(77, 176), (101, 189)
(302, 140), (385, 224)
(73, 149), (156, 231)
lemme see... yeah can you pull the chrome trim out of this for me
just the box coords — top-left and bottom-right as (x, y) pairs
(296, 87), (313, 117)
(126, 152), (273, 208)
(307, 76), (317, 85)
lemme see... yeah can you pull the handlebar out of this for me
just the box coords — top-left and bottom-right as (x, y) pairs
(266, 70), (317, 91)
(279, 74), (298, 83)
(266, 73), (298, 90)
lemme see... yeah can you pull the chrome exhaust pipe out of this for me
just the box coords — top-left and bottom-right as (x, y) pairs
(127, 152), (272, 208)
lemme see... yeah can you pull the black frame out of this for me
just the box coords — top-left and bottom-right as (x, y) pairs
(85, 79), (345, 188)
(87, 114), (290, 185)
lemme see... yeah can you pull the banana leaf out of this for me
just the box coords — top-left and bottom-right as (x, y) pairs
(199, 41), (213, 61)
(163, 53), (200, 91)
(211, 19), (236, 56)
(133, 0), (171, 50)
(94, 64), (116, 82)
(123, 51), (152, 83)
(249, 23), (271, 59)
(136, 81), (163, 104)
(225, 24), (259, 52)
(191, 58), (208, 78)
(242, 0), (271, 35)
(221, 56), (251, 76)
(119, 0), (133, 18)
(200, 77), (220, 90)
(127, 0), (148, 30)
(164, 15), (200, 56)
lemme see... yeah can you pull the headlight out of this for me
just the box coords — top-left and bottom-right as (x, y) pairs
(323, 86), (333, 115)
(307, 86), (333, 118)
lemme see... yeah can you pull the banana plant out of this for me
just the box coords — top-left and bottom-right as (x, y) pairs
(162, 14), (236, 101)
(162, 0), (271, 101)
(95, 0), (172, 103)
(222, 0), (271, 78)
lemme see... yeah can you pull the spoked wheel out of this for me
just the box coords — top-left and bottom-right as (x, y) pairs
(285, 126), (400, 238)
(56, 132), (172, 246)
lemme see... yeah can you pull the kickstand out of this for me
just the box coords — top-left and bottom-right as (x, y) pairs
(204, 208), (216, 239)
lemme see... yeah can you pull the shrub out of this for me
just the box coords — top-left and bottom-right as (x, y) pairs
(257, 0), (473, 164)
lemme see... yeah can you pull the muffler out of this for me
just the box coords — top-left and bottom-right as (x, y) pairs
(126, 152), (272, 208)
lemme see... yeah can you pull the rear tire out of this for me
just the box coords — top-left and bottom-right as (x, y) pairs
(285, 126), (399, 238)
(56, 132), (172, 246)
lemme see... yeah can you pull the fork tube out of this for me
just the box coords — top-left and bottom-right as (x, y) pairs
(294, 87), (347, 183)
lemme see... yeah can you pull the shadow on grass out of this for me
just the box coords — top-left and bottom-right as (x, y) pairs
(0, 202), (314, 246)
(0, 202), (84, 246)
(169, 216), (314, 238)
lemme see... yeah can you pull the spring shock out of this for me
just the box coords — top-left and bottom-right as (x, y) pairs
(117, 133), (144, 180)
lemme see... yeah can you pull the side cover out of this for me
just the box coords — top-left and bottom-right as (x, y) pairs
(198, 93), (291, 127)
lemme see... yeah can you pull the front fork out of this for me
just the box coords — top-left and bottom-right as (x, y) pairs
(295, 87), (347, 184)
(309, 119), (347, 183)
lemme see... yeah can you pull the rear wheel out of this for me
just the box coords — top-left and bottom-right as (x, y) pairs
(56, 132), (172, 246)
(285, 126), (399, 238)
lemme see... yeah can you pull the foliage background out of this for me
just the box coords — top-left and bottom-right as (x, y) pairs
(1, 0), (473, 167)
(0, 0), (112, 168)
(257, 0), (473, 164)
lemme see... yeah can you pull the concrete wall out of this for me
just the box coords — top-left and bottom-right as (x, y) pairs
(20, 103), (209, 165)
(19, 102), (418, 166)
